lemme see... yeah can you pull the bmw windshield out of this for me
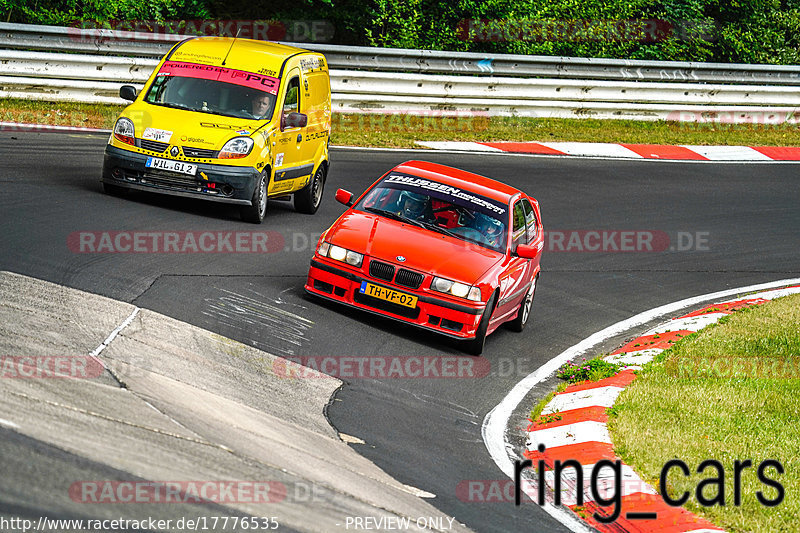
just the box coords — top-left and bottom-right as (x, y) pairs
(144, 61), (278, 120)
(355, 173), (509, 252)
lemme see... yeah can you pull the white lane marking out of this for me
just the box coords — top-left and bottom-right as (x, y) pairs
(643, 312), (728, 335)
(722, 286), (800, 302)
(415, 141), (504, 152)
(681, 145), (773, 161)
(0, 418), (20, 429)
(482, 277), (800, 533)
(89, 307), (141, 357)
(541, 386), (624, 414)
(527, 421), (611, 448)
(538, 142), (644, 159)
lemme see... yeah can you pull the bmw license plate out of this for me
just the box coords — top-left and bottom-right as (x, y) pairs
(359, 281), (418, 308)
(146, 157), (198, 176)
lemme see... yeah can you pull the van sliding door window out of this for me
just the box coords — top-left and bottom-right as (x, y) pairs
(283, 77), (300, 114)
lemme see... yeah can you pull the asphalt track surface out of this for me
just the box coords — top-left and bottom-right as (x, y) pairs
(1, 131), (799, 532)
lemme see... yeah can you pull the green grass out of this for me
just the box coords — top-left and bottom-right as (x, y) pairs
(608, 293), (800, 533)
(556, 356), (621, 384)
(3, 98), (800, 148)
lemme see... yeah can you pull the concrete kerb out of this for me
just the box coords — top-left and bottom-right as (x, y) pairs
(0, 271), (471, 533)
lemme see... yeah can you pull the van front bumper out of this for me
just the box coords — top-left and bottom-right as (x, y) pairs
(101, 145), (261, 205)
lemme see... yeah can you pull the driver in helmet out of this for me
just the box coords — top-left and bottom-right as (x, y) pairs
(397, 190), (432, 221)
(471, 212), (504, 248)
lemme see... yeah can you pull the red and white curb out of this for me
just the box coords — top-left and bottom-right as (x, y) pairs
(525, 284), (800, 532)
(481, 278), (800, 533)
(417, 141), (800, 162)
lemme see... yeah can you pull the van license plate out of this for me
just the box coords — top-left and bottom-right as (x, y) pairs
(146, 157), (198, 176)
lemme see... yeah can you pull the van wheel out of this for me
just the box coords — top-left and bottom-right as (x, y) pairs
(102, 182), (128, 197)
(240, 171), (268, 224)
(463, 292), (497, 356)
(295, 165), (325, 214)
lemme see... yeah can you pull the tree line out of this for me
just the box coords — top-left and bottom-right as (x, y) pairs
(3, 0), (798, 64)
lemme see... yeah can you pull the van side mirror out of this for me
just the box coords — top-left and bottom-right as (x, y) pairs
(281, 112), (308, 131)
(120, 85), (137, 102)
(335, 189), (353, 206)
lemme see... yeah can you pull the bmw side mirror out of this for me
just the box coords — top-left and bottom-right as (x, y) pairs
(515, 244), (537, 259)
(335, 188), (353, 207)
(120, 85), (137, 102)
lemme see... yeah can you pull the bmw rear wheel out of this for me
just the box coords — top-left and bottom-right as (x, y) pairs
(508, 274), (537, 332)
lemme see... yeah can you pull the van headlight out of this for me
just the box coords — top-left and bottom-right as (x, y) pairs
(318, 241), (363, 267)
(219, 137), (254, 159)
(113, 118), (135, 145)
(431, 276), (482, 301)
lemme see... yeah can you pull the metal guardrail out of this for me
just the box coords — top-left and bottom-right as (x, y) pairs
(3, 21), (800, 85)
(1, 22), (799, 121)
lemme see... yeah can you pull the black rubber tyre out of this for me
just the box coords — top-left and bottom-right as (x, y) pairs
(294, 164), (325, 214)
(463, 292), (498, 356)
(240, 171), (268, 224)
(102, 182), (128, 197)
(507, 273), (537, 332)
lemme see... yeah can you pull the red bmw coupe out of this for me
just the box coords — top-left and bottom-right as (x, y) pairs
(305, 161), (543, 354)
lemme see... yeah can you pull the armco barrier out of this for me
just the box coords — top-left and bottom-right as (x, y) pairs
(1, 22), (799, 120)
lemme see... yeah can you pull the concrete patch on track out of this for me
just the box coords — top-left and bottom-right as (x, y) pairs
(0, 271), (472, 532)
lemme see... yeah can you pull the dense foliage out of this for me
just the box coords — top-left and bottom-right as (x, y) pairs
(3, 0), (799, 64)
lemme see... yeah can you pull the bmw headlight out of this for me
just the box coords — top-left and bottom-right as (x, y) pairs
(317, 241), (363, 267)
(431, 276), (482, 301)
(219, 137), (254, 159)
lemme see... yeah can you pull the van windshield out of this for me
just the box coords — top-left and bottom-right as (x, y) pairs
(144, 61), (279, 120)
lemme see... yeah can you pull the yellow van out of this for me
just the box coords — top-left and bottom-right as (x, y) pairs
(102, 37), (331, 222)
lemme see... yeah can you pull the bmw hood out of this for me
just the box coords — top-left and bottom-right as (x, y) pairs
(327, 212), (504, 284)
